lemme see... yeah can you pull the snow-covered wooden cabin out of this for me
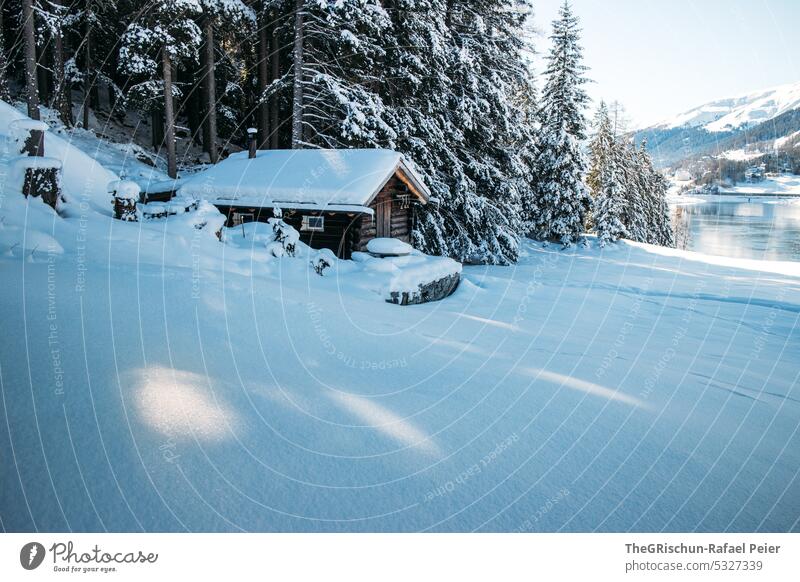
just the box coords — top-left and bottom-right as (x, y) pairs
(178, 149), (430, 259)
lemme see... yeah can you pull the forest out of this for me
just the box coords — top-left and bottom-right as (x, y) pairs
(1, 0), (673, 263)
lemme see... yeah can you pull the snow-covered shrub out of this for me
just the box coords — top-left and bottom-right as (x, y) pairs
(311, 248), (337, 276)
(268, 217), (299, 258)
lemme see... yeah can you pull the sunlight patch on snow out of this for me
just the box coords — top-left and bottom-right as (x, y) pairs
(328, 391), (440, 456)
(134, 367), (239, 442)
(425, 335), (491, 358)
(526, 368), (648, 409)
(457, 313), (518, 332)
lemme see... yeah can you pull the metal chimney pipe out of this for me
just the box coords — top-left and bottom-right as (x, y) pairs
(247, 127), (257, 159)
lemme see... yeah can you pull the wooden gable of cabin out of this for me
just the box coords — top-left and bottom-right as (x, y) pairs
(354, 174), (420, 252)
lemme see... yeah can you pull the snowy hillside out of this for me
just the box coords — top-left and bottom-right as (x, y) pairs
(651, 81), (800, 133)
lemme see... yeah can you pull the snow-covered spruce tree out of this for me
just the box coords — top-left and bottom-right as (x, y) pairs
(529, 0), (591, 245)
(387, 0), (535, 264)
(119, 0), (203, 177)
(618, 138), (648, 243)
(73, 0), (121, 128)
(439, 0), (534, 263)
(593, 145), (626, 245)
(588, 101), (628, 244)
(587, 101), (615, 199)
(638, 141), (675, 247)
(265, 0), (395, 149)
(37, 0), (75, 126)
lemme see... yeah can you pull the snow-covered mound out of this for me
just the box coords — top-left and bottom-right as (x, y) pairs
(650, 81), (800, 133)
(366, 237), (413, 256)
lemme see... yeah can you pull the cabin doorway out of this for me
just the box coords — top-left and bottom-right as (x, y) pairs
(376, 198), (392, 238)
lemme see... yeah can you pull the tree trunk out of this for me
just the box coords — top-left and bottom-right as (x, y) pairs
(203, 18), (218, 164)
(162, 49), (177, 178)
(270, 25), (280, 149)
(37, 45), (51, 105)
(152, 107), (164, 148)
(257, 15), (269, 148)
(0, 7), (12, 102)
(186, 82), (201, 146)
(51, 1), (73, 127)
(291, 0), (304, 149)
(199, 29), (210, 153)
(83, 17), (92, 129)
(22, 0), (40, 120)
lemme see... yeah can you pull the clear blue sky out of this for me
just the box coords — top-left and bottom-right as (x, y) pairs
(534, 0), (800, 127)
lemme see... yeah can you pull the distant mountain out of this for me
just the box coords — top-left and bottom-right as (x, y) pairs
(650, 82), (800, 133)
(635, 82), (800, 168)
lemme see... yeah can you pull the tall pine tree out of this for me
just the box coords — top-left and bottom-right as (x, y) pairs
(529, 0), (591, 245)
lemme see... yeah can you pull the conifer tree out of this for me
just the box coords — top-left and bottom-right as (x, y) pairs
(119, 0), (203, 177)
(638, 142), (675, 247)
(593, 147), (626, 245)
(197, 0), (255, 161)
(529, 0), (591, 245)
(587, 101), (614, 198)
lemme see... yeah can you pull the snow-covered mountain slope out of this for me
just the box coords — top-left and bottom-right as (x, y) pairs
(651, 81), (800, 133)
(637, 87), (800, 168)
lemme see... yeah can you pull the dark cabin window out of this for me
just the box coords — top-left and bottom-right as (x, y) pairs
(302, 215), (325, 231)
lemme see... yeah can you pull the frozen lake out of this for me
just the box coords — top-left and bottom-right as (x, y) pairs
(671, 196), (800, 262)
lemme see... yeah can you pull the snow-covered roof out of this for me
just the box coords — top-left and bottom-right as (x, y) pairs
(178, 149), (430, 211)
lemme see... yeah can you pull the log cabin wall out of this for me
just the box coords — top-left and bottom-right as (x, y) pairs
(215, 205), (363, 259)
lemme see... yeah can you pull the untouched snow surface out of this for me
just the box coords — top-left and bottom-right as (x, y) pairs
(1, 228), (799, 531)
